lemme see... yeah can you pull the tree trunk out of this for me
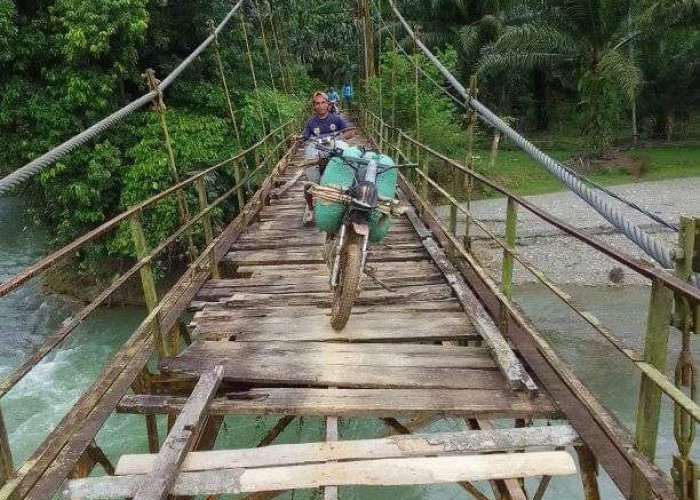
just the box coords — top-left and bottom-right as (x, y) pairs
(533, 68), (548, 131)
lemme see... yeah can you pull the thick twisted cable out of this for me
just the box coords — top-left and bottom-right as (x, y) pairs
(0, 0), (244, 196)
(388, 0), (698, 287)
(374, 2), (678, 233)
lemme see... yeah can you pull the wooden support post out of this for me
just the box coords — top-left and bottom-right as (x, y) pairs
(255, 3), (282, 125)
(462, 76), (478, 251)
(576, 445), (602, 500)
(324, 417), (339, 500)
(0, 408), (13, 488)
(132, 371), (160, 454)
(129, 212), (166, 359)
(632, 278), (673, 500)
(194, 178), (220, 279)
(467, 419), (528, 500)
(240, 13), (270, 164)
(91, 443), (115, 476)
(395, 133), (403, 164)
(500, 196), (517, 332)
(489, 130), (501, 172)
(143, 69), (196, 262)
(132, 366), (223, 500)
(532, 475), (552, 500)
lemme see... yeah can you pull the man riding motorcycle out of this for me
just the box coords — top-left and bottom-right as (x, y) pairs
(298, 91), (355, 224)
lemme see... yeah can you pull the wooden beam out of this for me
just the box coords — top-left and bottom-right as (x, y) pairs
(324, 417), (339, 500)
(468, 419), (529, 500)
(257, 417), (295, 448)
(270, 168), (304, 199)
(117, 388), (561, 420)
(64, 451), (577, 499)
(132, 366), (223, 500)
(403, 202), (537, 393)
(576, 445), (601, 500)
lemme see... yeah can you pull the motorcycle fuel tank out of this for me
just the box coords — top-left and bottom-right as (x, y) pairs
(313, 147), (397, 242)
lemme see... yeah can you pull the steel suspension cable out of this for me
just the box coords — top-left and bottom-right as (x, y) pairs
(374, 0), (678, 234)
(387, 0), (696, 285)
(0, 0), (244, 196)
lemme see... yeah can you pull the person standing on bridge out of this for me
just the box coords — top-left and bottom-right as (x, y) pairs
(342, 82), (353, 110)
(299, 91), (354, 225)
(327, 88), (340, 114)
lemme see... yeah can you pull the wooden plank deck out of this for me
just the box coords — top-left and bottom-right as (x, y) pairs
(65, 132), (578, 498)
(164, 136), (546, 418)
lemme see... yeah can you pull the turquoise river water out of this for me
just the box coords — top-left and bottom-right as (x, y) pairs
(0, 196), (695, 499)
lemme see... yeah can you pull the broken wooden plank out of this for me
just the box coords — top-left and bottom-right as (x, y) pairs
(63, 451), (577, 499)
(117, 388), (561, 419)
(172, 341), (495, 369)
(222, 284), (455, 308)
(270, 168), (304, 199)
(161, 349), (505, 390)
(224, 248), (429, 267)
(405, 209), (537, 392)
(131, 366), (223, 500)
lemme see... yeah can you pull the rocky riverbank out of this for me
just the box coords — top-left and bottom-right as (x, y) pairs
(438, 177), (700, 286)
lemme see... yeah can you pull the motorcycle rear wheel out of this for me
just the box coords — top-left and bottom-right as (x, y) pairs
(330, 231), (363, 330)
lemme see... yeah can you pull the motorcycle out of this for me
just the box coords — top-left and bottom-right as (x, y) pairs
(305, 135), (413, 330)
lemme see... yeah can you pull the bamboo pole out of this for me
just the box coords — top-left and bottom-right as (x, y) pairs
(143, 69), (197, 261)
(207, 21), (246, 210)
(255, 1), (282, 124)
(195, 178), (220, 279)
(463, 75), (478, 251)
(129, 211), (167, 359)
(632, 278), (673, 500)
(266, 4), (290, 94)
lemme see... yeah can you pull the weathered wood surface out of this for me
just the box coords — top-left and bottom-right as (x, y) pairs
(63, 451), (577, 499)
(192, 309), (476, 342)
(324, 416), (339, 500)
(404, 206), (537, 393)
(117, 388), (560, 419)
(114, 425), (579, 475)
(161, 341), (506, 390)
(132, 366), (223, 500)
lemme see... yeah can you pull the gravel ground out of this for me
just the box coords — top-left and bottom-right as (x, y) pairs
(436, 177), (700, 286)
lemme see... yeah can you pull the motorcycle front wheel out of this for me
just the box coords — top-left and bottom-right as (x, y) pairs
(330, 231), (363, 330)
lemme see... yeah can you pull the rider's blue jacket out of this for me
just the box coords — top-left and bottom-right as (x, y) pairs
(302, 114), (347, 139)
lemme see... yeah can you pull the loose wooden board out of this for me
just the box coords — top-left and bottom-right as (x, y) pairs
(114, 425), (579, 475)
(117, 388), (561, 419)
(191, 311), (476, 343)
(63, 451), (577, 498)
(160, 342), (506, 390)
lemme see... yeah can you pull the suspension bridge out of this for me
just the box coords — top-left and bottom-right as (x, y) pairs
(0, 1), (698, 499)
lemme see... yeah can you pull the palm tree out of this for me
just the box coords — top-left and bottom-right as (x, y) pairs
(477, 0), (643, 151)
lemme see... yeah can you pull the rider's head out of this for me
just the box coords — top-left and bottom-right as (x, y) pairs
(311, 91), (329, 118)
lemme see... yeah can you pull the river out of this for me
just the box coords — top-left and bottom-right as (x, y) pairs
(0, 196), (694, 499)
